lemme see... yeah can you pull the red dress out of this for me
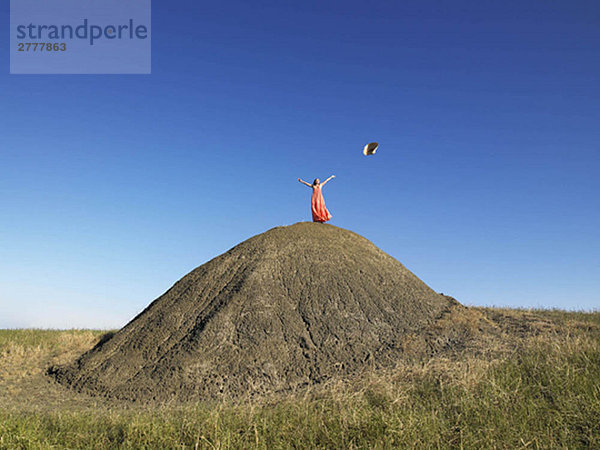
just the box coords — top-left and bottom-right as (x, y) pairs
(311, 185), (332, 223)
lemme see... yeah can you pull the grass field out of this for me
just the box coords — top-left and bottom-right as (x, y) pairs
(1, 307), (599, 449)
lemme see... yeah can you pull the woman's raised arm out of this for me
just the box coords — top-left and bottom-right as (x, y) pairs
(298, 178), (312, 187)
(321, 175), (336, 186)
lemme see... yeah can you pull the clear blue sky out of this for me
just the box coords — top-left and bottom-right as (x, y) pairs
(1, 0), (599, 328)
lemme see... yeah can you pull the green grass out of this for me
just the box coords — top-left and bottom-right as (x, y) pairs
(1, 309), (599, 449)
(0, 328), (109, 351)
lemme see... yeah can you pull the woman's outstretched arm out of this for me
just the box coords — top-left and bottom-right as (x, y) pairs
(321, 175), (336, 186)
(298, 178), (312, 187)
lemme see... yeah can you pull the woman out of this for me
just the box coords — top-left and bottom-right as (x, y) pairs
(298, 175), (335, 223)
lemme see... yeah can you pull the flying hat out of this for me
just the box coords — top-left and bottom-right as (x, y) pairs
(363, 142), (379, 156)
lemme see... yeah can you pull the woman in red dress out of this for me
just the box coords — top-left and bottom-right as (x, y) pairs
(298, 175), (335, 223)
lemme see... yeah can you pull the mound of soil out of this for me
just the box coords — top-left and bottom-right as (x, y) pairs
(50, 222), (459, 402)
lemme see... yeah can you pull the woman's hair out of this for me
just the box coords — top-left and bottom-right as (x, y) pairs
(313, 178), (320, 186)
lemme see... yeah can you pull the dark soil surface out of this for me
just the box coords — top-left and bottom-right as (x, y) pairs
(50, 222), (461, 402)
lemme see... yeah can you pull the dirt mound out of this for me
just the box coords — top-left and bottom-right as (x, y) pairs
(50, 222), (460, 402)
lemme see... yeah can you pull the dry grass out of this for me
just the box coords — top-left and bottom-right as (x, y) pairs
(1, 307), (599, 448)
(0, 329), (114, 412)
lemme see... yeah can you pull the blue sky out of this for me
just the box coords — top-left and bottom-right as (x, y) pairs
(1, 0), (599, 328)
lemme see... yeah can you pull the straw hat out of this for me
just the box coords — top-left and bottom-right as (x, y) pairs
(363, 142), (379, 156)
